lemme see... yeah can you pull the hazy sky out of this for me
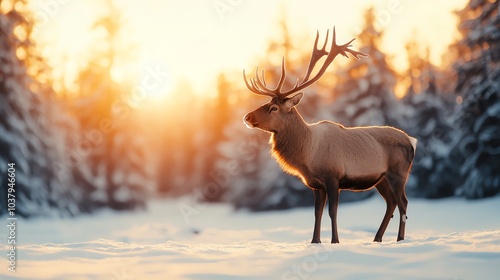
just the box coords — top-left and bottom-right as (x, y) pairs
(31, 0), (468, 96)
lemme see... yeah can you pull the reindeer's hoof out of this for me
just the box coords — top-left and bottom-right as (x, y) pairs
(397, 236), (404, 242)
(331, 239), (339, 244)
(311, 239), (321, 244)
(373, 237), (382, 242)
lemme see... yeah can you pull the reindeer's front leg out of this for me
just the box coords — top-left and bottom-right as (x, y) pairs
(312, 189), (326, 243)
(326, 179), (340, 243)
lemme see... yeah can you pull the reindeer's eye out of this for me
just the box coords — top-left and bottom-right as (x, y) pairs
(269, 107), (278, 113)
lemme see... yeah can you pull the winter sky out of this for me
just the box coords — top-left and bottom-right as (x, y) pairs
(30, 0), (468, 97)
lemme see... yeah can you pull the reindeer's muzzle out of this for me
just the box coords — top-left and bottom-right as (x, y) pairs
(243, 113), (258, 128)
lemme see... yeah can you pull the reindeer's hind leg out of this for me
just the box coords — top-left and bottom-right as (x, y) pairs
(389, 173), (409, 241)
(373, 176), (397, 242)
(396, 190), (408, 241)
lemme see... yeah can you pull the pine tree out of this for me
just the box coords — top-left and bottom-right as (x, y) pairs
(70, 0), (148, 210)
(197, 73), (234, 202)
(403, 40), (438, 97)
(451, 0), (500, 198)
(0, 0), (83, 216)
(330, 8), (401, 128)
(400, 39), (459, 198)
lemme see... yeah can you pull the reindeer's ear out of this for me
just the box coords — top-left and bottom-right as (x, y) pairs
(285, 92), (303, 110)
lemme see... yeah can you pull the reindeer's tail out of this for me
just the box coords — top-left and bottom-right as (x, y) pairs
(409, 137), (418, 154)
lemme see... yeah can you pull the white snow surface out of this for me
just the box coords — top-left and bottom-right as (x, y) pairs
(1, 196), (500, 279)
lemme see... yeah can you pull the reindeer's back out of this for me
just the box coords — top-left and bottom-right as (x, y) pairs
(357, 126), (416, 169)
(313, 123), (414, 176)
(314, 122), (388, 176)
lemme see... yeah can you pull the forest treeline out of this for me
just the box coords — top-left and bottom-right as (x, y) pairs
(0, 0), (498, 216)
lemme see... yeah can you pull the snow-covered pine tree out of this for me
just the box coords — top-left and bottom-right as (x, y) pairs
(330, 8), (401, 128)
(0, 0), (84, 216)
(400, 39), (459, 198)
(451, 0), (500, 198)
(69, 0), (148, 210)
(403, 40), (438, 97)
(196, 73), (234, 202)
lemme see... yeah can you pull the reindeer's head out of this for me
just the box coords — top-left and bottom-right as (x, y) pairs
(243, 93), (304, 133)
(243, 27), (367, 133)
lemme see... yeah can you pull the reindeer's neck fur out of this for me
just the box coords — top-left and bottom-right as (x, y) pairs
(271, 109), (311, 174)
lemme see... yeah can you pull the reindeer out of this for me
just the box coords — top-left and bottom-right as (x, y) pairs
(243, 28), (417, 243)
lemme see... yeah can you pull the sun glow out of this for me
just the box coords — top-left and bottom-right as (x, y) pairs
(30, 0), (468, 104)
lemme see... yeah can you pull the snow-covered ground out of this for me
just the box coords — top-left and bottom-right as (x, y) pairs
(1, 195), (500, 279)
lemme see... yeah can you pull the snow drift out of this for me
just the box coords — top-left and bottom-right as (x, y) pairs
(1, 196), (499, 279)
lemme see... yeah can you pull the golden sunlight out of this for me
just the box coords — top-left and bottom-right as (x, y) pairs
(30, 0), (467, 101)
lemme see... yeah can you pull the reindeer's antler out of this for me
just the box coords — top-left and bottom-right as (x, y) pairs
(243, 27), (367, 99)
